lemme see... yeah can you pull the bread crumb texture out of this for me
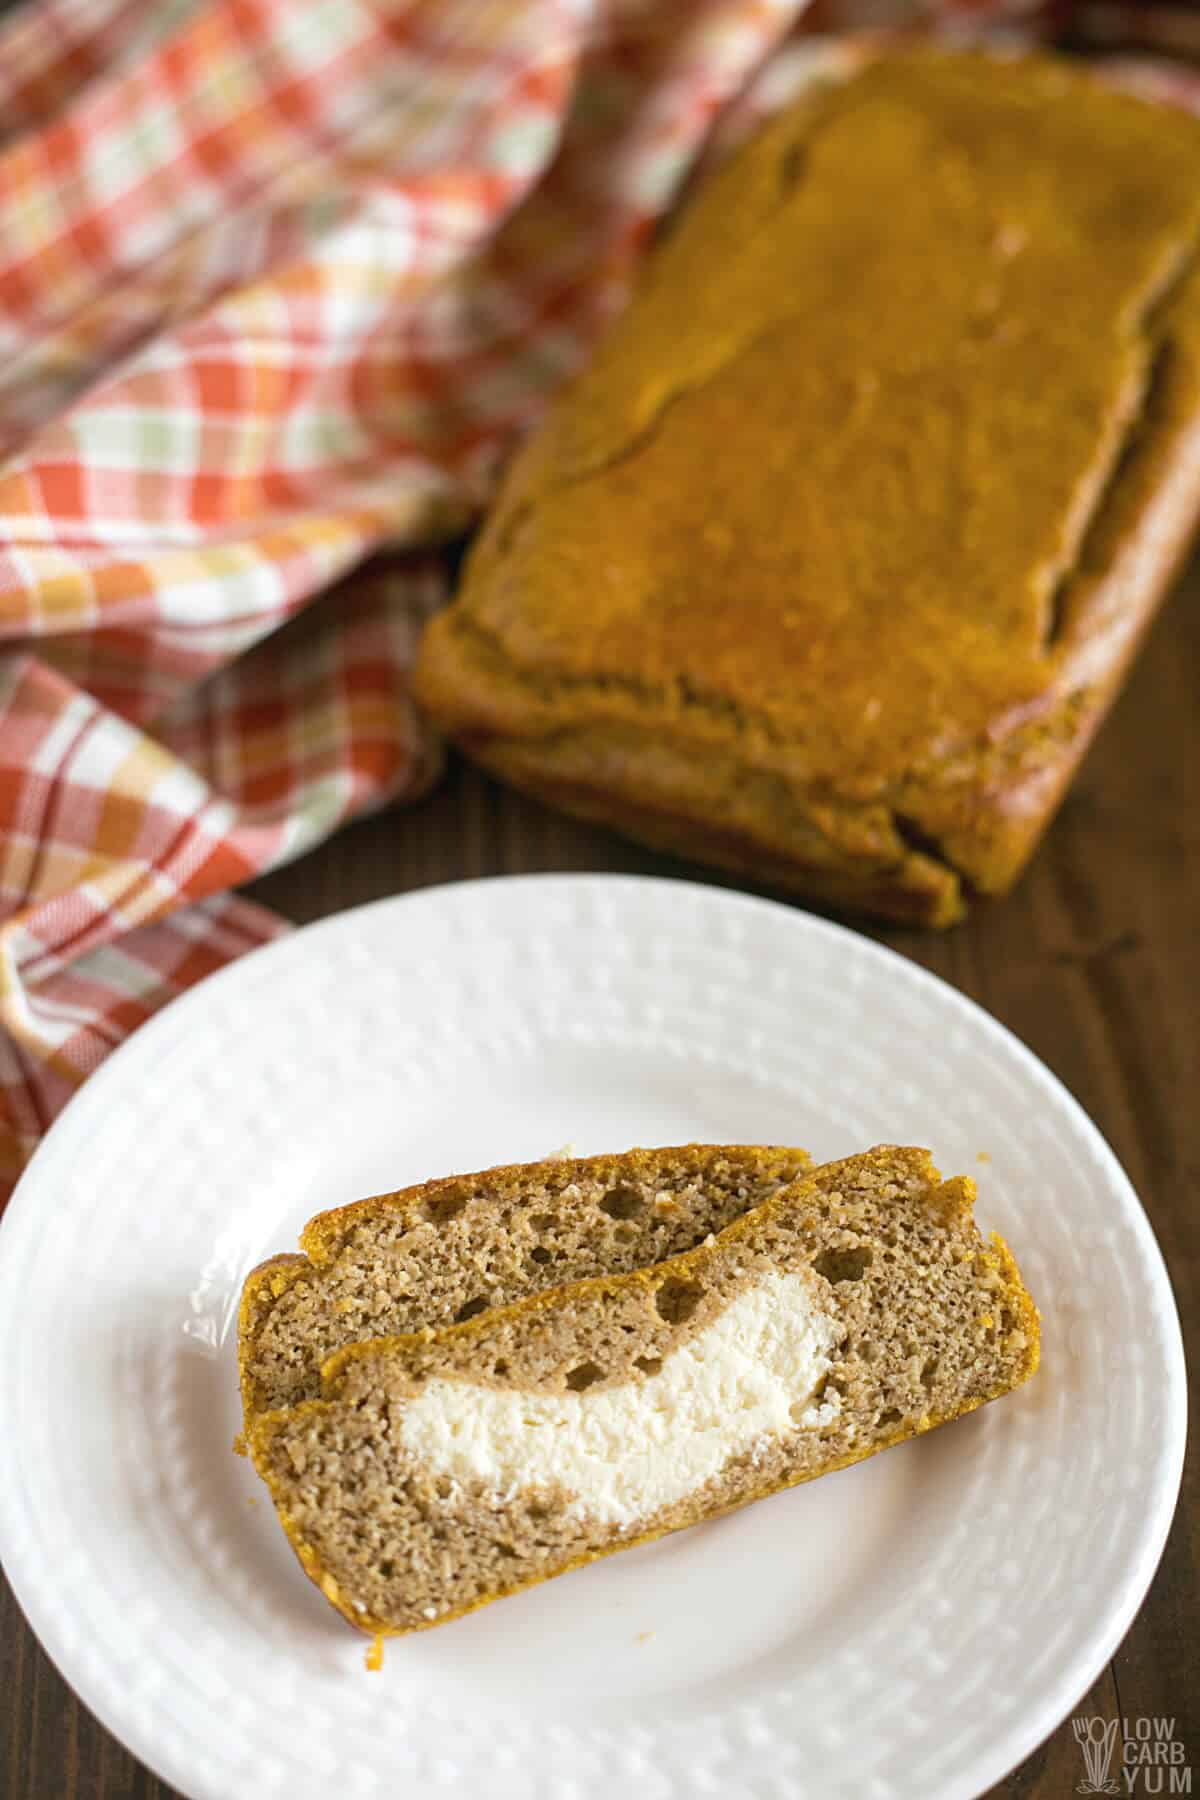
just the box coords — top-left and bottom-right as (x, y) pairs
(238, 1144), (811, 1427)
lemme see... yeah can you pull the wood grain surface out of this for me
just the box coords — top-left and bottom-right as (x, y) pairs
(2, 556), (1196, 1799)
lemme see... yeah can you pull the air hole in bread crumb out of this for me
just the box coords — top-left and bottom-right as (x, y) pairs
(425, 1195), (466, 1224)
(493, 1359), (509, 1377)
(530, 1213), (554, 1232)
(600, 1186), (645, 1220)
(565, 1361), (605, 1392)
(634, 1355), (663, 1376)
(813, 1246), (872, 1283)
(654, 1277), (704, 1324)
(920, 1358), (938, 1390)
(879, 1407), (903, 1427)
(529, 1247), (553, 1265)
(455, 1296), (488, 1322)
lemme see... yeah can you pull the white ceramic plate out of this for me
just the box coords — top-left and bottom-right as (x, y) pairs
(0, 875), (1185, 1800)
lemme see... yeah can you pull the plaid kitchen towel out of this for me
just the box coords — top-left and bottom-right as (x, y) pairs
(1, 0), (1197, 1205)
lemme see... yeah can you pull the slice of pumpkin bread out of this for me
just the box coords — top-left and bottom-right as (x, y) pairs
(249, 1146), (1038, 1637)
(238, 1144), (811, 1432)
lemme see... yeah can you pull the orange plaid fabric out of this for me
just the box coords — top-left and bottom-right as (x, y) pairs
(1, 0), (1197, 1205)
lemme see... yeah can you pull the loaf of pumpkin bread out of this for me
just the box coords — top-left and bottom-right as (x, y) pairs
(414, 48), (1200, 925)
(249, 1147), (1039, 1637)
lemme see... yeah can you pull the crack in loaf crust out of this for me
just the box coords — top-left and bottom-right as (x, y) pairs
(237, 1144), (812, 1430)
(414, 47), (1200, 926)
(249, 1147), (1040, 1638)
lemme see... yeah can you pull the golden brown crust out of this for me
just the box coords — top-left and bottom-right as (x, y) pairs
(444, 730), (967, 925)
(235, 1254), (309, 1441)
(414, 47), (1200, 925)
(249, 1145), (1040, 1637)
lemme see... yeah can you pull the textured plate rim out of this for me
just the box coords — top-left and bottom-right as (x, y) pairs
(0, 872), (1187, 1800)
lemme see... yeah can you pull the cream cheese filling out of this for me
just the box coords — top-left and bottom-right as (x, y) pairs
(397, 1272), (842, 1527)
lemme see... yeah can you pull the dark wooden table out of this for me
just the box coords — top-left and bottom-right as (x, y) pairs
(2, 556), (1196, 1798)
